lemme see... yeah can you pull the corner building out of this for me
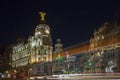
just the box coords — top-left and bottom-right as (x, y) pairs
(11, 12), (53, 76)
(52, 22), (120, 73)
(28, 12), (52, 64)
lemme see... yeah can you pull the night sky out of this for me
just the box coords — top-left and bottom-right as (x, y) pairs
(0, 0), (120, 48)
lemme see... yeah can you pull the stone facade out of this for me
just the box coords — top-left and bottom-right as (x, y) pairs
(52, 22), (120, 73)
(11, 12), (53, 76)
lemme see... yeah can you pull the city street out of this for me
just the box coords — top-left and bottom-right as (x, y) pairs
(1, 1), (120, 80)
(1, 73), (120, 80)
(47, 73), (120, 80)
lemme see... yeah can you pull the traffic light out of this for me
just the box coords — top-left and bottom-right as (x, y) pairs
(87, 60), (93, 68)
(88, 62), (92, 66)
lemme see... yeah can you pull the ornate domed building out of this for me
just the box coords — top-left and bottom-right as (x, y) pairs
(11, 12), (53, 76)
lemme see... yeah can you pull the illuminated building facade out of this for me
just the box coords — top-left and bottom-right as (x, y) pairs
(12, 39), (29, 68)
(52, 41), (89, 73)
(11, 12), (53, 75)
(89, 22), (120, 72)
(54, 39), (63, 53)
(9, 12), (120, 74)
(28, 12), (53, 63)
(52, 39), (64, 72)
(52, 22), (120, 73)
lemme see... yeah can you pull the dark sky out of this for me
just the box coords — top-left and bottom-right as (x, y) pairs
(0, 0), (120, 48)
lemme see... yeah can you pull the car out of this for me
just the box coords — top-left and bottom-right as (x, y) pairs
(18, 73), (25, 78)
(0, 73), (5, 78)
(11, 73), (16, 78)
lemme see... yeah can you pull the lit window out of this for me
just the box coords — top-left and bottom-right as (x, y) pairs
(45, 27), (50, 34)
(97, 36), (100, 40)
(101, 36), (104, 39)
(31, 42), (36, 47)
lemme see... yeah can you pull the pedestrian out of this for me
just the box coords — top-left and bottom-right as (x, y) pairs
(105, 66), (110, 76)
